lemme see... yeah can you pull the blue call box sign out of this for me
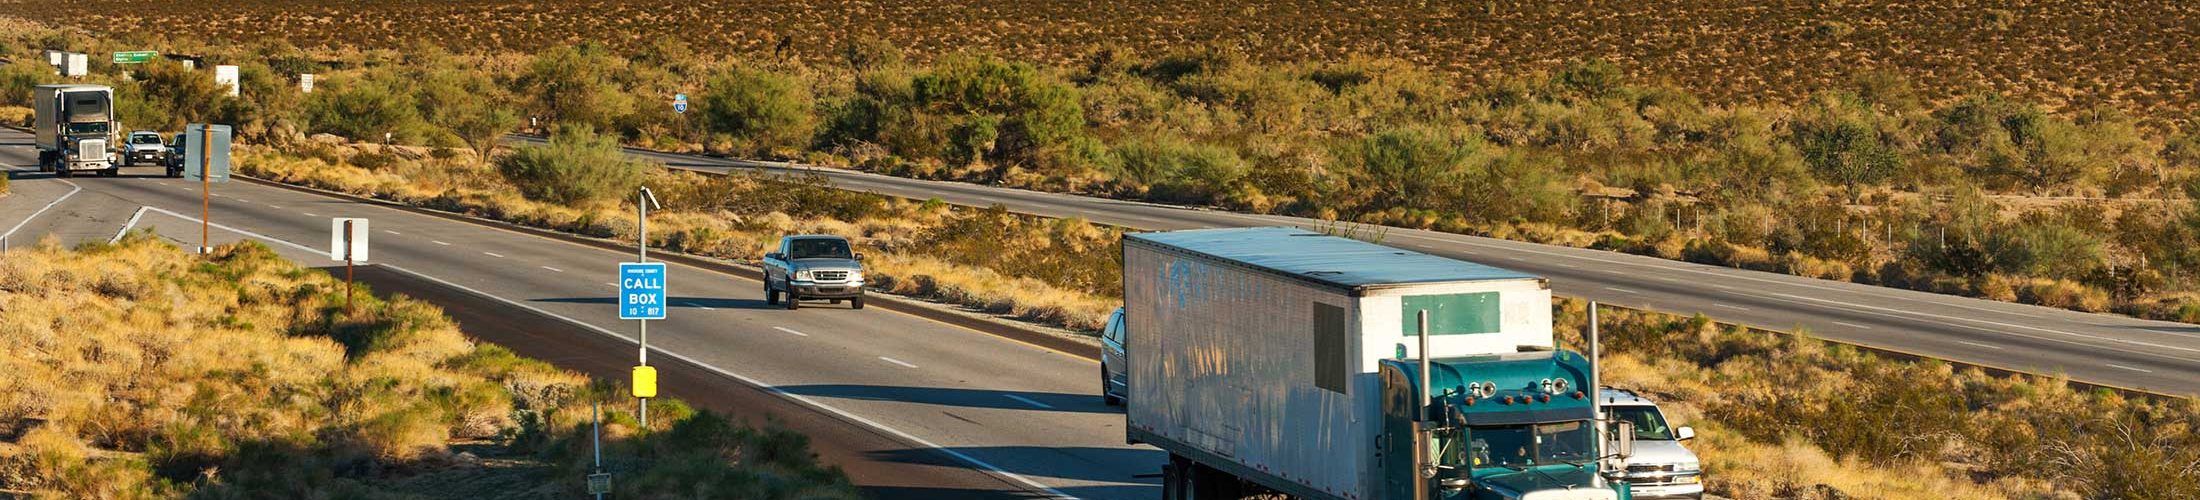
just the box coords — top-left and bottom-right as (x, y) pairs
(619, 262), (668, 320)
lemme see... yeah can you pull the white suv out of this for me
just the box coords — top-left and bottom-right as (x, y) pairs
(1601, 388), (1704, 499)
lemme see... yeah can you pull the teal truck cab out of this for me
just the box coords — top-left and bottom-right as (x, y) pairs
(1382, 351), (1630, 500)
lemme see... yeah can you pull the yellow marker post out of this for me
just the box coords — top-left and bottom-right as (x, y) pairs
(631, 366), (658, 399)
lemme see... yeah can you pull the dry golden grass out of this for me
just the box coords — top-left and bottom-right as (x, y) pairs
(0, 106), (29, 128)
(0, 236), (854, 497)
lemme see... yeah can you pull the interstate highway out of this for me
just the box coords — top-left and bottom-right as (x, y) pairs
(567, 138), (2200, 397)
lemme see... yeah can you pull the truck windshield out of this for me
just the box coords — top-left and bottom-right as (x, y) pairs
(1464, 421), (1596, 468)
(1606, 406), (1675, 440)
(132, 134), (162, 144)
(786, 238), (853, 259)
(66, 122), (110, 135)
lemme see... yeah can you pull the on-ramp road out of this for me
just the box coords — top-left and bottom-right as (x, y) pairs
(586, 139), (2200, 397)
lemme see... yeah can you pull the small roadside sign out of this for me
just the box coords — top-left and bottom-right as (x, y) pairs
(619, 262), (667, 320)
(632, 366), (658, 398)
(586, 472), (611, 494)
(673, 93), (688, 114)
(183, 124), (233, 182)
(214, 65), (240, 97)
(62, 53), (87, 77)
(330, 218), (370, 263)
(300, 73), (315, 93)
(113, 51), (157, 64)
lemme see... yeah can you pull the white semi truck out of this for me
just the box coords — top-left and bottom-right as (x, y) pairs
(32, 84), (120, 177)
(1124, 227), (1635, 500)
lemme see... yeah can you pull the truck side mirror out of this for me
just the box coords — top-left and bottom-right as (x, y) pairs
(1614, 421), (1636, 460)
(855, 252), (865, 261)
(765, 252), (782, 260)
(1676, 426), (1695, 441)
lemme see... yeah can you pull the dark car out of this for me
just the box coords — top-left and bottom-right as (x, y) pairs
(1100, 307), (1127, 406)
(161, 133), (188, 177)
(761, 235), (867, 310)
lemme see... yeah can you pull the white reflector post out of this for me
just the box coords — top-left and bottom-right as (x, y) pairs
(330, 218), (369, 263)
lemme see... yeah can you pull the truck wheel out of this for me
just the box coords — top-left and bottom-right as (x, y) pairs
(764, 284), (779, 305)
(55, 168), (71, 178)
(850, 296), (864, 310)
(784, 292), (800, 310)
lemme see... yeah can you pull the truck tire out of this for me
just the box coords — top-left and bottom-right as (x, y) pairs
(784, 292), (800, 310)
(850, 296), (865, 310)
(55, 168), (71, 178)
(764, 284), (779, 305)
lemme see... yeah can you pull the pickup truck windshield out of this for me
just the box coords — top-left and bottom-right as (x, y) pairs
(66, 122), (110, 135)
(1465, 421), (1596, 468)
(786, 239), (853, 259)
(1606, 406), (1675, 440)
(132, 134), (162, 144)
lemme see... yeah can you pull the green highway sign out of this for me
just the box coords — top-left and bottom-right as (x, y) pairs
(113, 51), (157, 64)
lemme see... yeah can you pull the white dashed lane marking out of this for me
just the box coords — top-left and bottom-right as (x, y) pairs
(879, 357), (918, 368)
(1004, 394), (1055, 409)
(483, 252), (505, 258)
(774, 327), (810, 337)
(541, 266), (563, 273)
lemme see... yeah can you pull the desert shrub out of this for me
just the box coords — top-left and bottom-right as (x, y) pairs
(305, 74), (419, 143)
(909, 55), (1087, 167)
(1346, 125), (1475, 212)
(699, 66), (817, 156)
(0, 62), (56, 107)
(516, 43), (633, 133)
(414, 64), (518, 157)
(1108, 134), (1245, 203)
(1790, 93), (1905, 187)
(495, 125), (649, 205)
(1988, 215), (2106, 281)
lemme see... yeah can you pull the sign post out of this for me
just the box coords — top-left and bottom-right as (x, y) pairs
(618, 261), (666, 427)
(331, 218), (370, 312)
(672, 93), (688, 114)
(184, 124), (233, 254)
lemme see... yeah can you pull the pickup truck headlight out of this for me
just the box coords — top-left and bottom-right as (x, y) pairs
(1671, 463), (1700, 473)
(793, 269), (812, 281)
(847, 271), (863, 282)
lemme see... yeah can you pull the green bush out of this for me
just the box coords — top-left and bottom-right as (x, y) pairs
(305, 75), (419, 142)
(516, 44), (633, 133)
(495, 125), (649, 205)
(699, 66), (817, 156)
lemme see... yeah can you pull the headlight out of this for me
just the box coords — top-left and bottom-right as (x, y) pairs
(847, 271), (863, 282)
(793, 269), (812, 281)
(1672, 463), (1700, 473)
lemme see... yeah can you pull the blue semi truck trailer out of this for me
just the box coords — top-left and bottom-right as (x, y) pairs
(1122, 227), (1635, 500)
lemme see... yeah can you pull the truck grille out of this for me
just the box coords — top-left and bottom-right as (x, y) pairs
(812, 270), (849, 282)
(1627, 464), (1672, 473)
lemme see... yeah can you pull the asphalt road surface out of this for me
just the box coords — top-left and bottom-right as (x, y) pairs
(567, 138), (2200, 397)
(4, 128), (1156, 499)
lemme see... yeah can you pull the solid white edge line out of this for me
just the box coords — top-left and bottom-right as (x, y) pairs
(1713, 303), (1749, 311)
(2106, 364), (2154, 373)
(1831, 321), (1874, 330)
(773, 326), (810, 337)
(1, 177), (82, 243)
(1603, 287), (1638, 294)
(1004, 394), (1055, 410)
(110, 206), (152, 244)
(124, 207), (1080, 499)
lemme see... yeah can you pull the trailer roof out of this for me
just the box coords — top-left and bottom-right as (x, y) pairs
(1127, 227), (1540, 292)
(36, 84), (110, 90)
